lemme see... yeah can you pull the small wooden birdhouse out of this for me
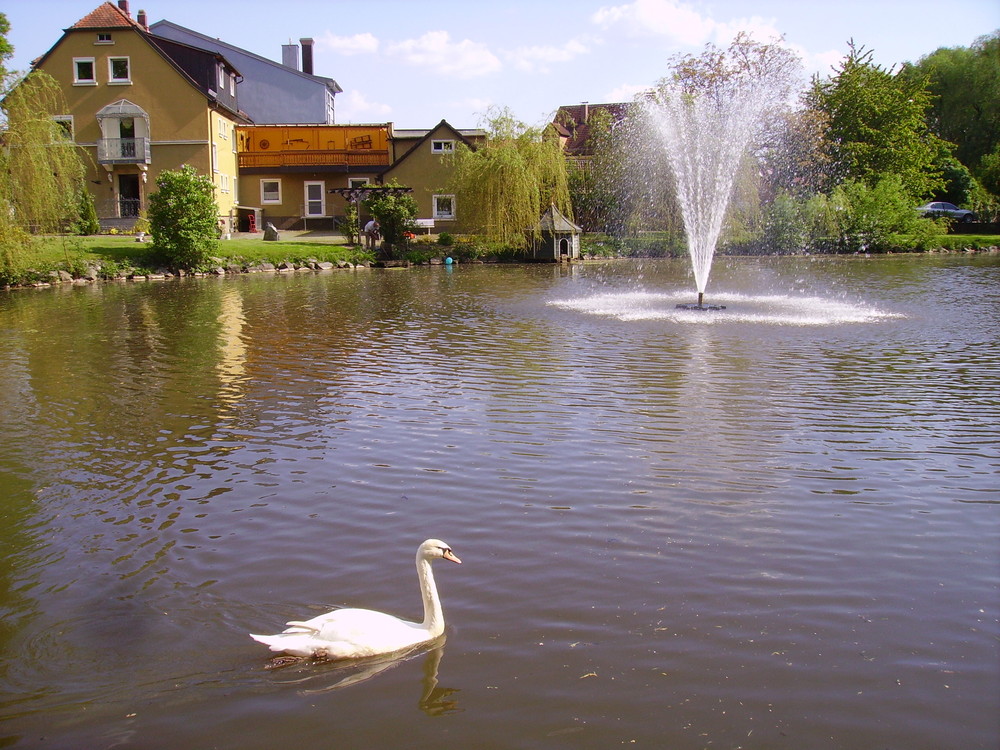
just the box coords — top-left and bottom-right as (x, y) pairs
(532, 204), (581, 262)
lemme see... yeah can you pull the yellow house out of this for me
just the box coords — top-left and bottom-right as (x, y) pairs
(28, 1), (250, 230)
(236, 123), (391, 231)
(384, 120), (485, 232)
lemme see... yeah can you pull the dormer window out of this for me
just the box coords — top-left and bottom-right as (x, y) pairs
(108, 56), (130, 84)
(96, 33), (113, 44)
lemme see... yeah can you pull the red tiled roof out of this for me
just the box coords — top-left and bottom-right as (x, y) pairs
(69, 2), (140, 30)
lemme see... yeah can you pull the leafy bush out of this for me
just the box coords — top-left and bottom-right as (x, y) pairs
(437, 232), (455, 246)
(829, 176), (945, 252)
(147, 165), (219, 269)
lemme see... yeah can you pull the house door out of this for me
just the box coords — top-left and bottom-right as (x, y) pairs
(119, 174), (140, 217)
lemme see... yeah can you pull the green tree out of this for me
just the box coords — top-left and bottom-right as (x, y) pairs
(0, 13), (13, 83)
(361, 182), (418, 256)
(451, 107), (572, 248)
(147, 165), (219, 269)
(807, 42), (945, 199)
(1, 71), (86, 232)
(902, 32), (1000, 185)
(1, 71), (88, 278)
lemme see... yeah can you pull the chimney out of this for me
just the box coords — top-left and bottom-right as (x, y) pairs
(137, 9), (148, 29)
(300, 38), (314, 75)
(117, 0), (130, 16)
(282, 42), (299, 70)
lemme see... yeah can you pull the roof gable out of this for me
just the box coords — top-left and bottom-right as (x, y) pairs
(390, 119), (480, 168)
(68, 2), (141, 31)
(29, 3), (249, 123)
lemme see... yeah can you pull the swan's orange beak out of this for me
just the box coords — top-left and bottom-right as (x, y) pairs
(443, 549), (462, 564)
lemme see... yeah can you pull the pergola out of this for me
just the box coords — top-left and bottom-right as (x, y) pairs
(329, 185), (414, 242)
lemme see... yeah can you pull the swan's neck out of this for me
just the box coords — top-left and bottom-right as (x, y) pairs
(416, 554), (444, 636)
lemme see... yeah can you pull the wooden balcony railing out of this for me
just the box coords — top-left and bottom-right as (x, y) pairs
(238, 149), (390, 169)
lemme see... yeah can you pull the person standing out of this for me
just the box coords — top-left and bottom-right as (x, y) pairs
(364, 219), (380, 249)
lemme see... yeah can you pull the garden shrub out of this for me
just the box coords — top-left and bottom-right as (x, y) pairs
(147, 165), (219, 270)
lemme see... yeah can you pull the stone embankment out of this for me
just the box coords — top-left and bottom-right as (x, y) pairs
(13, 255), (472, 290)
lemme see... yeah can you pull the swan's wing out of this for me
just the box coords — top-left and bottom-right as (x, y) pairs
(252, 608), (427, 659)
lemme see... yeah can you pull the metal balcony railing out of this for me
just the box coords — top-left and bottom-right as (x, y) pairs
(97, 137), (151, 165)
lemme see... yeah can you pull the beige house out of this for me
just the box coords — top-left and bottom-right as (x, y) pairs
(28, 1), (249, 230)
(235, 123), (392, 231)
(384, 120), (485, 232)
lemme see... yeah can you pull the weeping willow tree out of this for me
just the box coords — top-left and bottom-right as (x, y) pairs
(1, 71), (88, 274)
(450, 107), (572, 248)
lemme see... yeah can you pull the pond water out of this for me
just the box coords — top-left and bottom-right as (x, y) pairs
(1, 254), (998, 749)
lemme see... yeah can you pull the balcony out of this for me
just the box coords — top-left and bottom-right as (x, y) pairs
(97, 137), (151, 165)
(238, 149), (390, 170)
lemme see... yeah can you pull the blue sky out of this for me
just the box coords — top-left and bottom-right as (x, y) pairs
(4, 0), (998, 128)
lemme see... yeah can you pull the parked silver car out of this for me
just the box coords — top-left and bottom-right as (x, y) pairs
(916, 201), (976, 223)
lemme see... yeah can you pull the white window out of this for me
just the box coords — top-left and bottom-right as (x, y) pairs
(53, 115), (74, 139)
(433, 194), (455, 220)
(212, 143), (219, 172)
(95, 33), (113, 45)
(348, 177), (370, 188)
(218, 64), (226, 90)
(218, 119), (228, 139)
(229, 73), (236, 97)
(219, 174), (230, 193)
(431, 140), (455, 154)
(261, 179), (281, 204)
(108, 56), (130, 84)
(304, 181), (325, 216)
(73, 57), (96, 85)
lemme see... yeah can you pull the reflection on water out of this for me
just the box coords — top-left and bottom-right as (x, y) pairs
(267, 638), (459, 716)
(0, 255), (998, 749)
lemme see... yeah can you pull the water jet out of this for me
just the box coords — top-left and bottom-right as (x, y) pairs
(646, 35), (799, 308)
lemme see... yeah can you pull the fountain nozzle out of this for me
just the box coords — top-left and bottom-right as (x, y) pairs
(676, 291), (727, 312)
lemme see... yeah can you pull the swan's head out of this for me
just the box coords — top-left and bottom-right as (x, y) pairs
(420, 538), (461, 564)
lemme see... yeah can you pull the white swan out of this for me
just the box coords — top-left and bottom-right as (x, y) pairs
(250, 539), (461, 659)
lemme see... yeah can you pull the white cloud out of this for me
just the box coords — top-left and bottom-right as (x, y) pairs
(808, 48), (847, 77)
(592, 0), (715, 46)
(606, 82), (652, 102)
(336, 90), (392, 123)
(505, 38), (590, 73)
(386, 31), (501, 78)
(319, 31), (379, 56)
